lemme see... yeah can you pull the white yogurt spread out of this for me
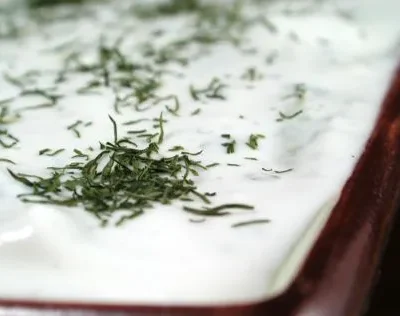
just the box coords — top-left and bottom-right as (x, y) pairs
(0, 0), (399, 305)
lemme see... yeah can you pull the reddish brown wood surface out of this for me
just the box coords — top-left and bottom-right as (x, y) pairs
(1, 64), (400, 316)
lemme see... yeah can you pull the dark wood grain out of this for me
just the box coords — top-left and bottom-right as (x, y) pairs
(1, 64), (400, 316)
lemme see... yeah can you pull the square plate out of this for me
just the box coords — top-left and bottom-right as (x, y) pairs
(0, 63), (399, 316)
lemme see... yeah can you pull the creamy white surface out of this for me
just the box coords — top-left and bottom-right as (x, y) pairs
(0, 0), (399, 305)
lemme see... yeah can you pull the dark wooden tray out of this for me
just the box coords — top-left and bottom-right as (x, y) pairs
(1, 63), (400, 316)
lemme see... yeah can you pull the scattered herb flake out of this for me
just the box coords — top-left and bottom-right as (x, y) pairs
(232, 219), (270, 228)
(8, 116), (221, 225)
(274, 168), (294, 174)
(190, 218), (206, 223)
(206, 162), (220, 168)
(0, 158), (16, 165)
(0, 130), (19, 148)
(191, 108), (201, 116)
(241, 67), (263, 81)
(183, 203), (253, 216)
(222, 140), (236, 154)
(276, 110), (303, 122)
(246, 134), (265, 150)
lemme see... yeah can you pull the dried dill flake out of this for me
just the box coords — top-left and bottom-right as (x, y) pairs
(8, 117), (210, 226)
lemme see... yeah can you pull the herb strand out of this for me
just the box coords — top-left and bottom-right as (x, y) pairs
(246, 134), (265, 150)
(232, 219), (270, 228)
(183, 203), (254, 216)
